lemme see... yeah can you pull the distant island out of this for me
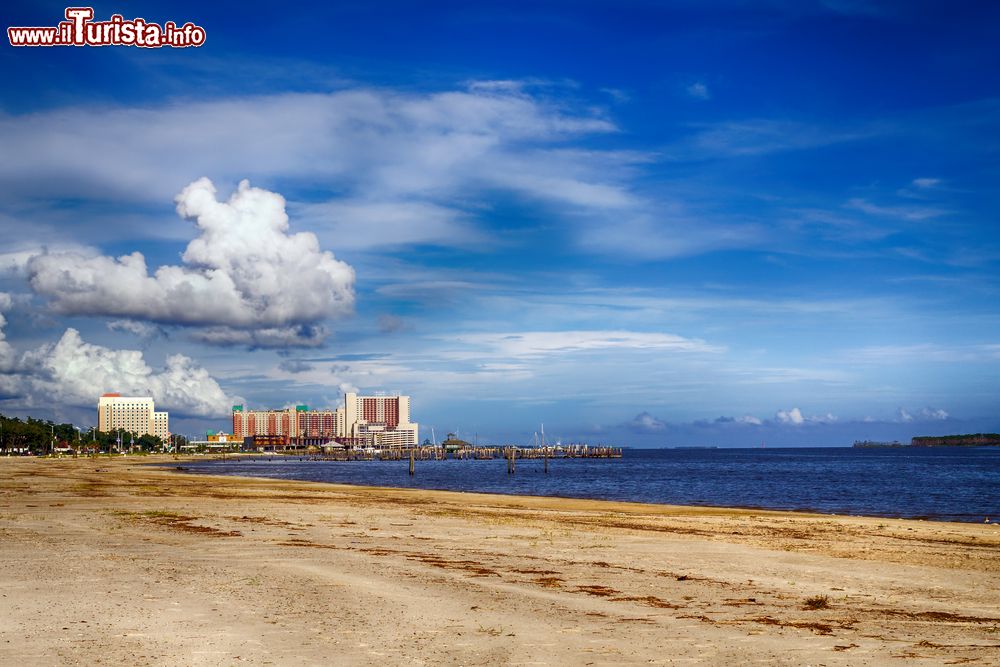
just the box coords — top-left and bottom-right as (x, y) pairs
(910, 433), (1000, 447)
(854, 433), (1000, 448)
(852, 440), (904, 448)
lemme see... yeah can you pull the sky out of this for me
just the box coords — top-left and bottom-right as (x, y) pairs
(1, 0), (998, 446)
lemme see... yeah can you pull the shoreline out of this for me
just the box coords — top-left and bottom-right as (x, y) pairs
(2, 455), (999, 665)
(157, 452), (997, 525)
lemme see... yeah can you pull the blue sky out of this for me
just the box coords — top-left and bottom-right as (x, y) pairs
(1, 0), (998, 446)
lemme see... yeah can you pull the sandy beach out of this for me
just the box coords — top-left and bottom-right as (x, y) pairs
(1, 456), (998, 665)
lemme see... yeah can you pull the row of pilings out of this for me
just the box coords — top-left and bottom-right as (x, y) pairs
(296, 444), (623, 463)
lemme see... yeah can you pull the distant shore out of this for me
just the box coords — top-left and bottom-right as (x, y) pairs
(2, 456), (998, 665)
(855, 433), (1000, 448)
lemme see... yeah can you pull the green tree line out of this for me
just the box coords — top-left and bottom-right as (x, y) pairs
(0, 412), (188, 454)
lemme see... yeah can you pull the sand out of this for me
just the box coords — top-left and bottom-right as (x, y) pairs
(1, 455), (998, 666)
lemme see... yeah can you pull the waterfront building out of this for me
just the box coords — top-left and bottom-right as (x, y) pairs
(232, 392), (418, 449)
(97, 393), (170, 440)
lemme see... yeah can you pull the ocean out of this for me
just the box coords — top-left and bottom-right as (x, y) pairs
(178, 446), (1000, 523)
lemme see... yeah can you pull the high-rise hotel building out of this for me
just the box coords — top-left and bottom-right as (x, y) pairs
(232, 392), (418, 448)
(97, 393), (170, 441)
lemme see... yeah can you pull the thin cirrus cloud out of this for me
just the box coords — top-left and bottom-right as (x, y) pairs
(671, 118), (872, 159)
(26, 178), (355, 348)
(0, 85), (621, 209)
(292, 198), (487, 251)
(0, 83), (739, 261)
(844, 197), (946, 221)
(438, 330), (724, 360)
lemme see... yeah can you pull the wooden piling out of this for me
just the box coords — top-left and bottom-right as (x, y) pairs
(409, 449), (415, 476)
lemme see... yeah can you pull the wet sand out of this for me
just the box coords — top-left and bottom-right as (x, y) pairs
(1, 455), (998, 665)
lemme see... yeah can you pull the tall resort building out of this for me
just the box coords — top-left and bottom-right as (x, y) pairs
(233, 392), (418, 449)
(97, 393), (170, 441)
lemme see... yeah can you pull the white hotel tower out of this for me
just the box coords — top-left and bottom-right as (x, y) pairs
(97, 393), (170, 441)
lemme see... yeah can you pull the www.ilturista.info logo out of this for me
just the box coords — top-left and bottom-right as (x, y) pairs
(8, 7), (206, 48)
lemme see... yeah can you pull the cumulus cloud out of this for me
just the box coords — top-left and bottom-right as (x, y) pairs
(775, 408), (837, 425)
(897, 407), (949, 422)
(0, 293), (13, 370)
(27, 179), (355, 347)
(625, 411), (667, 432)
(0, 324), (232, 417)
(776, 407), (806, 425)
(721, 414), (763, 425)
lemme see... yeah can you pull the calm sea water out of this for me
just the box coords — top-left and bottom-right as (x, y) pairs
(178, 447), (1000, 523)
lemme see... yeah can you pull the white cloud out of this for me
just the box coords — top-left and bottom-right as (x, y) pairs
(675, 119), (870, 159)
(107, 319), (163, 339)
(0, 87), (619, 208)
(686, 82), (711, 100)
(27, 179), (355, 346)
(921, 407), (949, 420)
(293, 198), (485, 250)
(712, 414), (764, 426)
(776, 407), (838, 425)
(897, 406), (949, 422)
(0, 85), (711, 261)
(0, 325), (232, 417)
(847, 343), (1000, 364)
(0, 293), (13, 370)
(912, 177), (941, 189)
(626, 411), (667, 432)
(776, 407), (805, 425)
(442, 330), (724, 359)
(578, 211), (765, 259)
(845, 198), (945, 221)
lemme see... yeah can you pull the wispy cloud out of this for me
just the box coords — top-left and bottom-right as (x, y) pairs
(846, 343), (1000, 364)
(685, 82), (711, 100)
(439, 330), (724, 360)
(912, 177), (941, 189)
(672, 119), (871, 159)
(845, 197), (946, 221)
